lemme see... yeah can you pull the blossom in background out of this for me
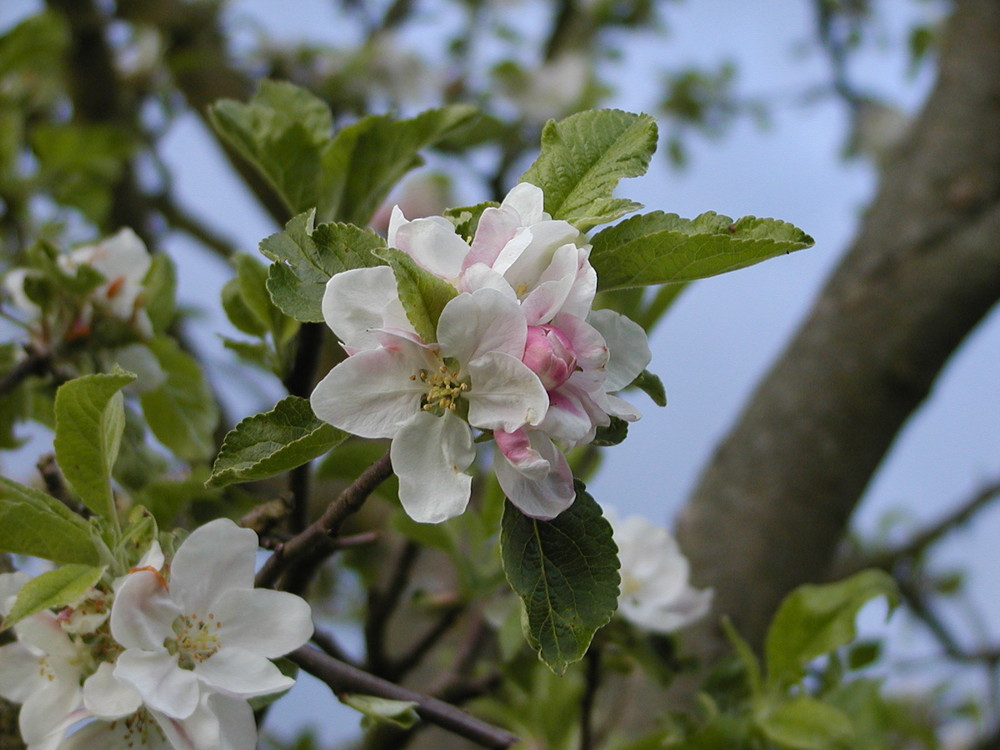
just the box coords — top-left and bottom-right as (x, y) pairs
(607, 510), (713, 634)
(314, 181), (651, 521)
(110, 518), (313, 740)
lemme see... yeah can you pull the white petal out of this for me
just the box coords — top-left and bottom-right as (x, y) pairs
(110, 569), (180, 650)
(311, 346), (428, 439)
(19, 673), (81, 745)
(502, 182), (548, 224)
(196, 648), (294, 698)
(391, 411), (475, 523)
(170, 519), (257, 613)
(209, 693), (257, 750)
(502, 221), (580, 289)
(386, 205), (408, 248)
(115, 649), (200, 719)
(518, 243), (579, 323)
(393, 215), (469, 279)
(83, 662), (142, 720)
(212, 588), (313, 657)
(437, 288), (527, 364)
(466, 352), (548, 431)
(494, 432), (575, 519)
(0, 641), (43, 702)
(587, 309), (651, 391)
(0, 572), (31, 615)
(14, 611), (77, 659)
(322, 267), (410, 350)
(457, 263), (517, 298)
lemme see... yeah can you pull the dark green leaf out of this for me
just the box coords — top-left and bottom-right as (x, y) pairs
(592, 416), (628, 446)
(631, 369), (666, 407)
(590, 211), (814, 291)
(207, 396), (349, 488)
(500, 482), (619, 673)
(520, 109), (658, 231)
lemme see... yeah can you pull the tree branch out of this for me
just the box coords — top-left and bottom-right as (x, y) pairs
(289, 646), (519, 749)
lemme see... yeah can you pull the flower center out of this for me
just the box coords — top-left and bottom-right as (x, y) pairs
(172, 612), (222, 668)
(109, 708), (166, 745)
(416, 364), (469, 414)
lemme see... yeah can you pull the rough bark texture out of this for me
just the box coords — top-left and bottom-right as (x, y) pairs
(676, 0), (1000, 655)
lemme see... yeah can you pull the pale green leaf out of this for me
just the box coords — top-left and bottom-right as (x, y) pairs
(757, 697), (854, 750)
(139, 338), (219, 462)
(207, 396), (349, 488)
(3, 564), (105, 629)
(765, 570), (898, 690)
(590, 211), (814, 291)
(520, 109), (657, 231)
(376, 247), (458, 343)
(53, 370), (134, 518)
(0, 477), (98, 565)
(143, 253), (177, 335)
(341, 695), (419, 730)
(500, 482), (619, 674)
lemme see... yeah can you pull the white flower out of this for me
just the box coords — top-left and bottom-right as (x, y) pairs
(312, 284), (549, 522)
(109, 519), (313, 724)
(607, 511), (713, 634)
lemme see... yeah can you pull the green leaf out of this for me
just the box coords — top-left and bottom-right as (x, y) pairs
(590, 211), (814, 291)
(341, 695), (419, 730)
(376, 247), (458, 343)
(500, 482), (620, 674)
(207, 396), (349, 488)
(520, 109), (658, 231)
(0, 477), (99, 565)
(592, 416), (628, 446)
(260, 212), (386, 323)
(2, 563), (105, 629)
(143, 253), (177, 335)
(757, 697), (854, 750)
(318, 105), (477, 225)
(54, 370), (135, 518)
(765, 570), (898, 690)
(222, 277), (267, 337)
(631, 369), (666, 407)
(139, 338), (219, 462)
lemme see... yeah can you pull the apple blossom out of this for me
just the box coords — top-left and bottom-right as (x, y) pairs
(606, 511), (713, 634)
(110, 518), (312, 733)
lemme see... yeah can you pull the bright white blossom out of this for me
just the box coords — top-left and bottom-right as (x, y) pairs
(607, 511), (713, 634)
(109, 518), (313, 737)
(316, 182), (651, 520)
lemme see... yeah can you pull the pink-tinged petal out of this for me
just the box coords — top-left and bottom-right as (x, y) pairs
(540, 386), (600, 448)
(494, 428), (550, 480)
(391, 411), (475, 523)
(501, 222), (580, 287)
(465, 207), (521, 268)
(196, 648), (294, 698)
(83, 662), (142, 719)
(115, 649), (199, 719)
(503, 183), (548, 224)
(19, 673), (81, 745)
(587, 309), (651, 391)
(558, 255), (597, 319)
(212, 588), (312, 657)
(393, 215), (469, 279)
(322, 267), (411, 350)
(520, 277), (572, 325)
(170, 519), (257, 613)
(551, 314), (608, 371)
(486, 227), (533, 276)
(311, 347), (428, 439)
(111, 569), (180, 650)
(437, 288), (527, 364)
(466, 352), (548, 431)
(494, 432), (575, 519)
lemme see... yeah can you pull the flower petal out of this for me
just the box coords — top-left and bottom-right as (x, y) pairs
(110, 569), (180, 650)
(115, 649), (200, 719)
(0, 641), (43, 702)
(195, 648), (294, 699)
(494, 431), (575, 519)
(391, 411), (475, 523)
(83, 662), (142, 720)
(587, 309), (651, 391)
(170, 519), (257, 613)
(322, 267), (410, 351)
(19, 671), (81, 745)
(393, 215), (469, 279)
(466, 352), (548, 432)
(501, 182), (548, 225)
(212, 588), (313, 657)
(494, 428), (550, 480)
(437, 288), (527, 364)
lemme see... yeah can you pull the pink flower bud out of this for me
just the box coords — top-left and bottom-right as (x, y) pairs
(523, 324), (577, 390)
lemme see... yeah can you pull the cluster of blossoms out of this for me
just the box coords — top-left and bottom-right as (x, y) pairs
(311, 182), (651, 523)
(606, 510), (713, 634)
(0, 520), (312, 750)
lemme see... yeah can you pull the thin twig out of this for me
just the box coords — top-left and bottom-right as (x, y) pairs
(254, 452), (393, 589)
(388, 604), (463, 681)
(366, 540), (420, 675)
(311, 625), (360, 667)
(290, 646), (520, 749)
(580, 645), (602, 750)
(0, 349), (51, 398)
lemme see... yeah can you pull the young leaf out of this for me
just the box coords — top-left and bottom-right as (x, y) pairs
(260, 211), (386, 322)
(139, 338), (219, 462)
(500, 482), (620, 674)
(2, 563), (105, 629)
(340, 695), (419, 730)
(318, 105), (477, 225)
(590, 211), (814, 291)
(0, 477), (99, 565)
(764, 570), (898, 690)
(53, 370), (135, 518)
(376, 247), (458, 343)
(207, 396), (349, 488)
(520, 109), (658, 232)
(756, 697), (854, 750)
(631, 369), (666, 407)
